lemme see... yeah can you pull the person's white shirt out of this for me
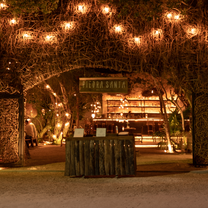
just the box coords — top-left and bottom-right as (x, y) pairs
(30, 122), (37, 139)
(25, 123), (34, 137)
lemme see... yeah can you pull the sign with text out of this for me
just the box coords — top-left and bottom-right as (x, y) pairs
(79, 77), (128, 93)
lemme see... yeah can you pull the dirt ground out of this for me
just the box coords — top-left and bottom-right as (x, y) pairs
(0, 144), (208, 208)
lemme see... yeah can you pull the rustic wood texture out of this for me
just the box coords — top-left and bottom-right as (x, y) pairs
(65, 136), (135, 177)
(99, 140), (105, 175)
(79, 140), (84, 176)
(74, 141), (80, 176)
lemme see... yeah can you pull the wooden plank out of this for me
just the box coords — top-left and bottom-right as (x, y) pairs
(99, 140), (105, 175)
(104, 139), (110, 175)
(89, 140), (95, 175)
(110, 140), (115, 175)
(84, 140), (90, 176)
(70, 140), (75, 176)
(79, 140), (84, 176)
(124, 140), (130, 175)
(75, 141), (80, 176)
(120, 140), (125, 175)
(114, 139), (120, 176)
(94, 140), (99, 175)
(65, 140), (70, 176)
(128, 139), (135, 175)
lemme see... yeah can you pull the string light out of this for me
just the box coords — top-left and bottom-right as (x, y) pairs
(114, 25), (123, 33)
(0, 3), (7, 9)
(186, 26), (199, 38)
(76, 3), (88, 14)
(46, 85), (50, 89)
(43, 33), (57, 44)
(62, 21), (75, 31)
(152, 29), (163, 40)
(167, 13), (172, 19)
(9, 18), (17, 25)
(57, 123), (61, 127)
(65, 113), (69, 117)
(102, 6), (110, 14)
(65, 122), (69, 126)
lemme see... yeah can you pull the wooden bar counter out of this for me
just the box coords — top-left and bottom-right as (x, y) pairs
(65, 135), (136, 177)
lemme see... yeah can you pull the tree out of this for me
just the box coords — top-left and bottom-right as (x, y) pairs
(26, 68), (103, 144)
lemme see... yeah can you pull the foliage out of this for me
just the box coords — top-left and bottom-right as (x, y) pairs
(168, 110), (182, 135)
(6, 0), (59, 15)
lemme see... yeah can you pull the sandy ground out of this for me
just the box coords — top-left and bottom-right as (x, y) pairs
(0, 144), (208, 208)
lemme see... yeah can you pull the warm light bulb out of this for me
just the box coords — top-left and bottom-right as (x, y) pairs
(46, 35), (52, 41)
(64, 22), (74, 30)
(46, 85), (50, 89)
(191, 28), (196, 34)
(134, 37), (141, 44)
(103, 6), (110, 14)
(65, 122), (69, 126)
(65, 113), (69, 117)
(57, 123), (61, 127)
(174, 15), (180, 20)
(10, 18), (17, 25)
(115, 26), (122, 33)
(0, 3), (7, 9)
(167, 13), (172, 19)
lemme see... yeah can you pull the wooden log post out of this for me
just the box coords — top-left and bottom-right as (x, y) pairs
(84, 140), (90, 176)
(110, 140), (115, 175)
(104, 140), (110, 175)
(94, 140), (99, 175)
(129, 139), (135, 175)
(79, 140), (84, 176)
(124, 140), (130, 175)
(114, 139), (121, 176)
(89, 140), (95, 175)
(70, 140), (75, 176)
(99, 140), (105, 175)
(65, 140), (71, 176)
(120, 140), (125, 175)
(75, 141), (80, 176)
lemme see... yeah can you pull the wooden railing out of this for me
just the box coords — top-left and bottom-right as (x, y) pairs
(65, 136), (136, 177)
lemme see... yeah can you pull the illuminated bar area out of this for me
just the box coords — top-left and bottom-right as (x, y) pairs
(91, 91), (177, 136)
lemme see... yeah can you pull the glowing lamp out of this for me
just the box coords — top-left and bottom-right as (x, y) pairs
(65, 122), (69, 126)
(191, 28), (196, 34)
(65, 113), (69, 117)
(103, 6), (110, 14)
(0, 3), (7, 9)
(52, 135), (56, 139)
(46, 85), (50, 89)
(167, 13), (172, 19)
(91, 113), (95, 118)
(115, 25), (122, 33)
(77, 4), (87, 14)
(57, 123), (61, 128)
(9, 18), (17, 25)
(62, 21), (74, 30)
(174, 15), (180, 20)
(134, 37), (141, 44)
(53, 92), (56, 96)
